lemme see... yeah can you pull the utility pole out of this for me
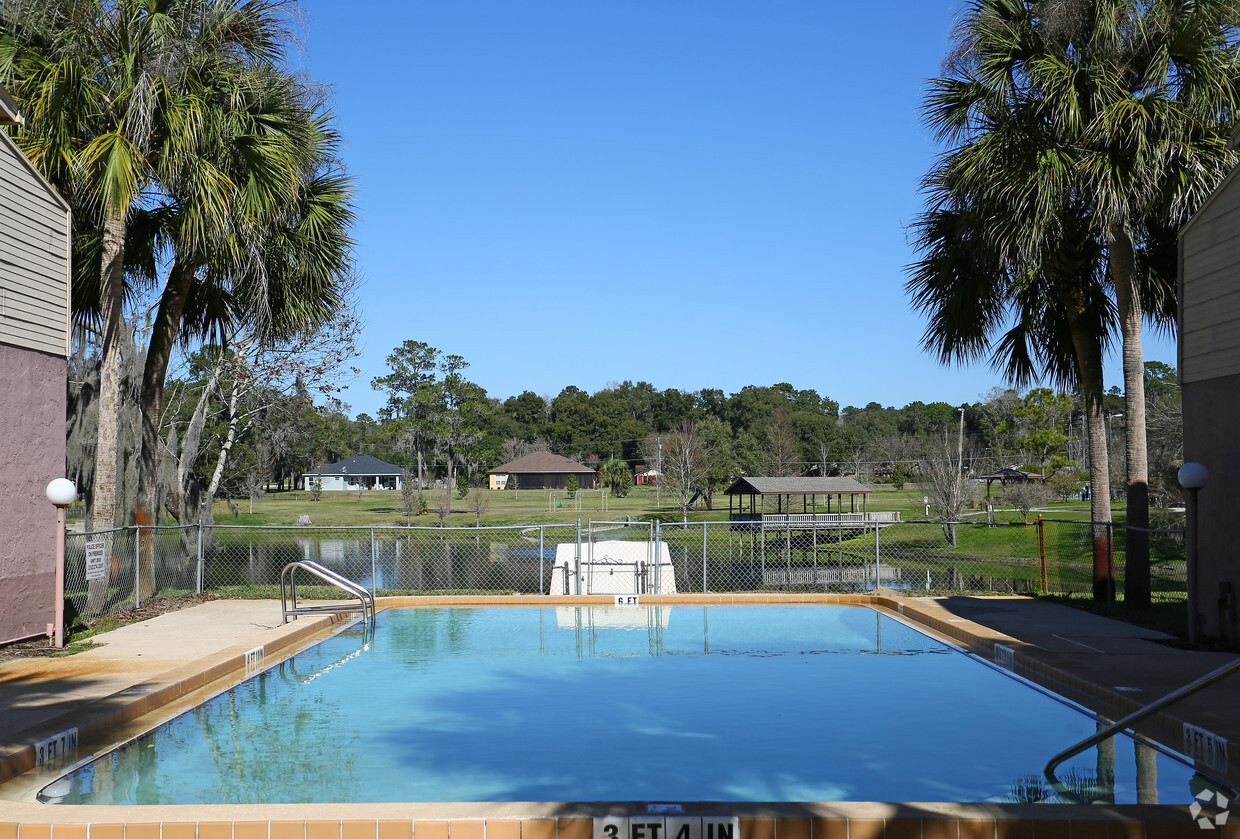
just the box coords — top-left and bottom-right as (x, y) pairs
(656, 436), (662, 509)
(955, 406), (966, 513)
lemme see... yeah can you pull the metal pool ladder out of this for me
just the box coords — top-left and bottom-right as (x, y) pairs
(1044, 656), (1240, 782)
(280, 559), (376, 628)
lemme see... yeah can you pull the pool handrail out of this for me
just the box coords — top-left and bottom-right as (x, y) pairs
(1044, 655), (1240, 786)
(280, 559), (376, 627)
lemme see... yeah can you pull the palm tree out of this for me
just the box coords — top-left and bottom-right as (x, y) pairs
(132, 65), (355, 575)
(1074, 0), (1240, 606)
(911, 0), (1240, 603)
(909, 188), (1119, 599)
(0, 0), (307, 529)
(909, 8), (1119, 600)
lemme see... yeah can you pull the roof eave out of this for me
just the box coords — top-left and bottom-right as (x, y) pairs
(0, 85), (24, 125)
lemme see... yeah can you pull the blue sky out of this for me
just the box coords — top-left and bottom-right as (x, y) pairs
(294, 1), (1177, 419)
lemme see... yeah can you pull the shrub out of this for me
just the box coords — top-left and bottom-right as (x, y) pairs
(1006, 481), (1053, 522)
(1046, 471), (1084, 501)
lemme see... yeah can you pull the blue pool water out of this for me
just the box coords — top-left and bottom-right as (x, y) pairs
(41, 605), (1208, 804)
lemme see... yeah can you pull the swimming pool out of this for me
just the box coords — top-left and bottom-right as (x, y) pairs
(39, 604), (1208, 804)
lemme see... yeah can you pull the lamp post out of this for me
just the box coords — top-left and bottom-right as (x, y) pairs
(1178, 462), (1208, 645)
(45, 478), (78, 648)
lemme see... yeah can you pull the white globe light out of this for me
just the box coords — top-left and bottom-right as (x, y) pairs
(1178, 462), (1209, 490)
(46, 478), (78, 507)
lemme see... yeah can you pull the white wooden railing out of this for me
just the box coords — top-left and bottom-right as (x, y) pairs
(758, 512), (900, 525)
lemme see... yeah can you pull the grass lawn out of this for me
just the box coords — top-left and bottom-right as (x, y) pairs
(217, 485), (677, 527)
(215, 482), (1098, 528)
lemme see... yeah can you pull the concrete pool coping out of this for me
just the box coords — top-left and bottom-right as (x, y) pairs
(1, 593), (1237, 838)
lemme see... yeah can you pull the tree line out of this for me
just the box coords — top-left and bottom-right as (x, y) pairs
(131, 331), (1182, 529)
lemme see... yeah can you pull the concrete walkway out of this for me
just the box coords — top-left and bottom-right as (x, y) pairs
(908, 596), (1240, 758)
(0, 600), (310, 760)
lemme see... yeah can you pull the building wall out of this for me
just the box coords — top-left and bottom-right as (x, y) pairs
(0, 127), (70, 645)
(304, 475), (347, 491)
(1182, 374), (1240, 641)
(0, 133), (71, 357)
(509, 471), (597, 490)
(302, 475), (403, 491)
(0, 343), (66, 644)
(1180, 168), (1240, 641)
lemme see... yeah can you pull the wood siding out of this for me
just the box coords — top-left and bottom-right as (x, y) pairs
(0, 131), (70, 357)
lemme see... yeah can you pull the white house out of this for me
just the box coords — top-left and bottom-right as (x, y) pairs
(303, 454), (405, 491)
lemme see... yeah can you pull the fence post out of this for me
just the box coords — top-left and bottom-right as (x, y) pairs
(587, 519), (594, 595)
(370, 528), (378, 591)
(539, 526), (545, 595)
(783, 520), (793, 584)
(654, 519), (662, 594)
(574, 518), (581, 596)
(874, 522), (881, 591)
(196, 523), (204, 594)
(1106, 523), (1115, 609)
(702, 521), (708, 594)
(812, 525), (818, 583)
(1036, 515), (1047, 594)
(133, 526), (141, 608)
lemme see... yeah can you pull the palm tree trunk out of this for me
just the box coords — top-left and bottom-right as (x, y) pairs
(1061, 283), (1114, 603)
(1109, 227), (1150, 608)
(90, 209), (127, 531)
(1095, 724), (1116, 804)
(135, 260), (197, 598)
(1135, 741), (1158, 804)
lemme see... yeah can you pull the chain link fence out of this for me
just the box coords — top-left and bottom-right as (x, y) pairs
(62, 516), (1187, 625)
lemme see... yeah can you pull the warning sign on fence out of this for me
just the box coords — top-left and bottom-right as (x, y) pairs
(85, 540), (107, 581)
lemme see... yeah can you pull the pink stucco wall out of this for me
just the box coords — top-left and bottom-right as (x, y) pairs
(1182, 372), (1240, 642)
(0, 342), (66, 644)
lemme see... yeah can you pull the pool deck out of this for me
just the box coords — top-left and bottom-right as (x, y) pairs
(0, 594), (1237, 837)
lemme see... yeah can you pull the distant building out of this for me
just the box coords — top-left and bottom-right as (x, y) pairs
(487, 452), (597, 490)
(303, 455), (405, 491)
(634, 465), (659, 486)
(0, 84), (73, 644)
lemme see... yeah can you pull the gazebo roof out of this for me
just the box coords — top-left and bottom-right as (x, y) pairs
(978, 468), (1039, 481)
(724, 476), (870, 496)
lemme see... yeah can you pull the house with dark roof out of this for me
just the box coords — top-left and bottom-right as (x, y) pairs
(487, 452), (597, 490)
(303, 455), (405, 491)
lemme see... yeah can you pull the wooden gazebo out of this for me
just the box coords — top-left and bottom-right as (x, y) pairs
(978, 468), (1041, 499)
(724, 476), (873, 520)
